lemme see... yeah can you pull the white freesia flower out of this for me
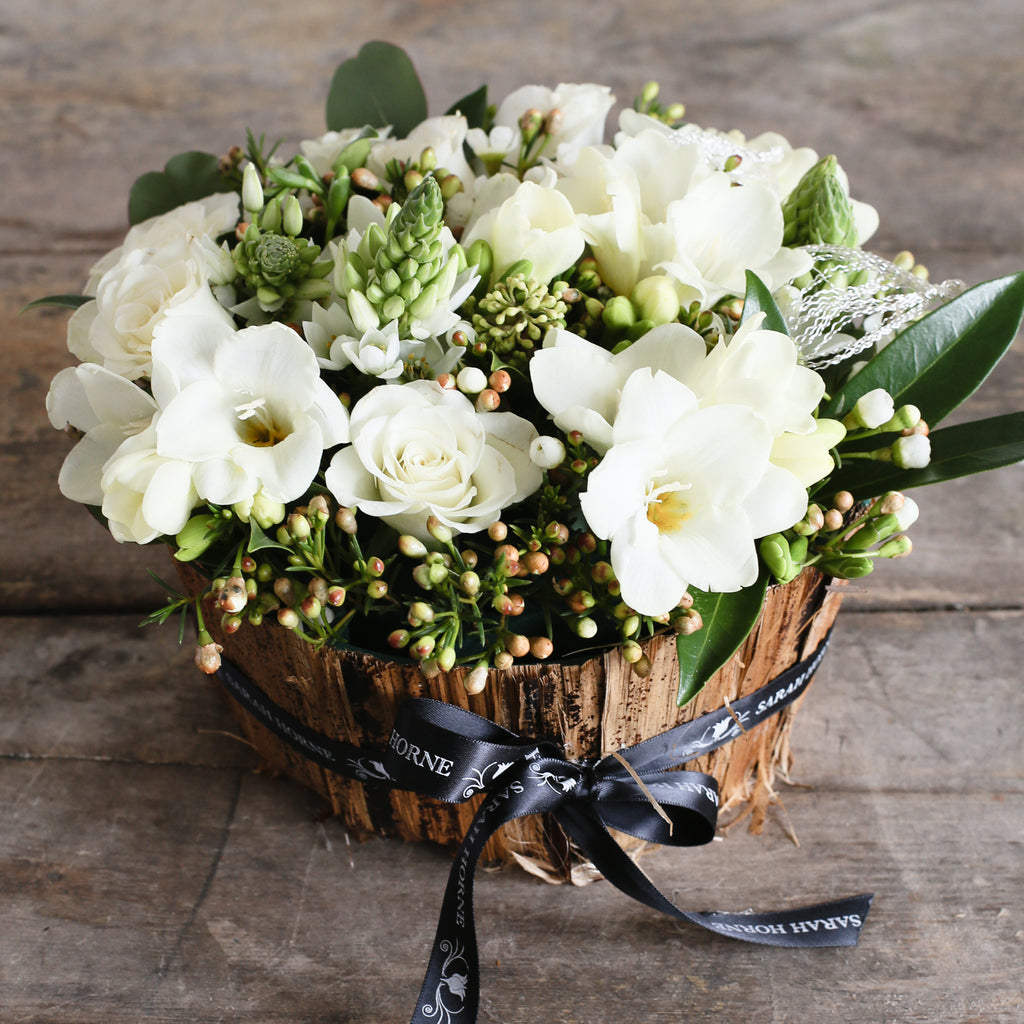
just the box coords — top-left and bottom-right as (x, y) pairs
(150, 292), (349, 506)
(69, 235), (236, 379)
(494, 83), (615, 166)
(47, 363), (159, 506)
(659, 174), (812, 306)
(335, 320), (405, 380)
(81, 193), (240, 294)
(462, 180), (584, 285)
(770, 419), (846, 487)
(580, 369), (808, 614)
(367, 115), (473, 188)
(325, 379), (542, 540)
(99, 422), (198, 544)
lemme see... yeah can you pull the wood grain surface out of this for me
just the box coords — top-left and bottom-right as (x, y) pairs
(2, 0), (1022, 1021)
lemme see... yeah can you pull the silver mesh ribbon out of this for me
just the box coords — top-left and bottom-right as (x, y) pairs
(786, 245), (965, 369)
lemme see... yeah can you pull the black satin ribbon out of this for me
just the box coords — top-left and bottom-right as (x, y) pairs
(216, 628), (872, 1024)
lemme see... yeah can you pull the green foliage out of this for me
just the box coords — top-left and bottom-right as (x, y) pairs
(446, 84), (489, 128)
(741, 271), (789, 334)
(824, 273), (1024, 425)
(128, 151), (236, 225)
(675, 571), (769, 706)
(21, 294), (92, 312)
(326, 41), (428, 138)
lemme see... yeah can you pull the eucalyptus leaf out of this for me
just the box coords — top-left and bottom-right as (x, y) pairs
(741, 270), (789, 334)
(829, 411), (1024, 495)
(128, 151), (236, 225)
(446, 84), (489, 129)
(21, 294), (92, 312)
(823, 272), (1024, 425)
(675, 571), (769, 706)
(326, 41), (427, 138)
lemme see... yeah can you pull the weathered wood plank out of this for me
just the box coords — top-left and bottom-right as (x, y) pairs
(1, 609), (1021, 1020)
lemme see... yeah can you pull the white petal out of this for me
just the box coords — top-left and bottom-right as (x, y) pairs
(741, 463), (809, 538)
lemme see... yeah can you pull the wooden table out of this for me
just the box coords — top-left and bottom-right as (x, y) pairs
(3, 1), (1022, 1020)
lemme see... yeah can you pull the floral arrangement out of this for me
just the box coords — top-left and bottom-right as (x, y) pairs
(41, 42), (1024, 704)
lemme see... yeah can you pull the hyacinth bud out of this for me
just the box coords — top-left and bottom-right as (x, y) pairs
(891, 433), (931, 469)
(845, 388), (896, 431)
(464, 665), (489, 695)
(195, 641), (224, 675)
(631, 275), (681, 326)
(782, 154), (859, 247)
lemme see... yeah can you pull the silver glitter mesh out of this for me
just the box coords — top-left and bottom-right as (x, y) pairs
(786, 245), (965, 369)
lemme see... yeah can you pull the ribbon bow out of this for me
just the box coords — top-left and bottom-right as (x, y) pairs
(216, 628), (872, 1024)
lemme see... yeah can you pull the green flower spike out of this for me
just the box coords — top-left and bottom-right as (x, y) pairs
(782, 154), (859, 248)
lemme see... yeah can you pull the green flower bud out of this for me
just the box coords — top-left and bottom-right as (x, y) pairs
(876, 535), (913, 558)
(174, 513), (219, 561)
(817, 554), (874, 579)
(602, 295), (638, 331)
(782, 154), (859, 248)
(631, 275), (680, 325)
(760, 533), (797, 583)
(282, 195), (304, 238)
(241, 163), (264, 215)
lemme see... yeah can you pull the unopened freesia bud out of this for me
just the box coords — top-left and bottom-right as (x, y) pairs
(891, 433), (931, 469)
(847, 388), (895, 430)
(530, 435), (566, 469)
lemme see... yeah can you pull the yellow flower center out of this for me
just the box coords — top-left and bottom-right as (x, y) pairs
(234, 397), (286, 447)
(646, 480), (692, 535)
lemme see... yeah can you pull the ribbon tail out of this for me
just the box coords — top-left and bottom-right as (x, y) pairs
(555, 802), (873, 949)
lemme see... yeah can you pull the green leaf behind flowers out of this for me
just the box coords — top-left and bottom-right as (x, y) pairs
(823, 272), (1024, 425)
(326, 41), (427, 138)
(741, 270), (789, 334)
(446, 84), (489, 129)
(21, 294), (92, 312)
(128, 151), (236, 225)
(829, 411), (1024, 496)
(675, 571), (769, 706)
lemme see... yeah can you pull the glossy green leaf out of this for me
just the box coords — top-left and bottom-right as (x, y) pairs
(829, 411), (1024, 496)
(741, 270), (789, 334)
(823, 273), (1024, 425)
(675, 571), (769, 706)
(446, 84), (489, 128)
(128, 151), (236, 225)
(21, 293), (92, 312)
(325, 41), (427, 138)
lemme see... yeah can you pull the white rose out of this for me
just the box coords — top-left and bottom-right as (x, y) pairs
(82, 193), (240, 294)
(69, 234), (236, 379)
(325, 380), (542, 540)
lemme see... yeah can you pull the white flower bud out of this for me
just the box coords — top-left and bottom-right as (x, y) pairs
(242, 163), (264, 215)
(852, 388), (895, 430)
(456, 366), (488, 394)
(894, 496), (920, 531)
(529, 435), (566, 469)
(892, 434), (931, 469)
(631, 275), (681, 326)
